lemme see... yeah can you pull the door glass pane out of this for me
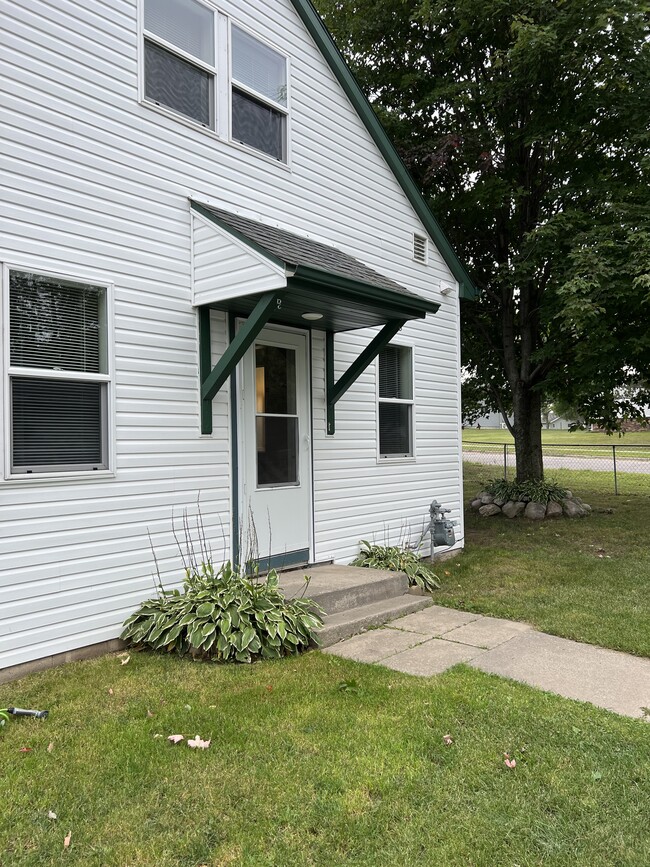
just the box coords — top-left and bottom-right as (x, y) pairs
(256, 416), (298, 486)
(255, 345), (296, 414)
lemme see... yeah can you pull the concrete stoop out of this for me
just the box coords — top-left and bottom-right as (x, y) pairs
(279, 563), (433, 649)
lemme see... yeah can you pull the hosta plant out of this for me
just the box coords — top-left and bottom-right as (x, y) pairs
(121, 561), (323, 663)
(485, 478), (568, 504)
(351, 541), (440, 592)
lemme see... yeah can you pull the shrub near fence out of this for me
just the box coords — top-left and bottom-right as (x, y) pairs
(463, 441), (650, 495)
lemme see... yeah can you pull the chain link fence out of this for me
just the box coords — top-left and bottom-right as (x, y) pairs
(463, 441), (650, 495)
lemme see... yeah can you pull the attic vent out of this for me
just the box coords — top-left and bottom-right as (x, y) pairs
(413, 233), (427, 263)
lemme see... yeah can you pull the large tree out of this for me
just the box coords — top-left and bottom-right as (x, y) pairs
(316, 0), (650, 480)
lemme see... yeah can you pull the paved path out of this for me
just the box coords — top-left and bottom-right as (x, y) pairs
(324, 605), (650, 719)
(464, 450), (650, 474)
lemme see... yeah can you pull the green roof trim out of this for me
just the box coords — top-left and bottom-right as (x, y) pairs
(289, 0), (478, 301)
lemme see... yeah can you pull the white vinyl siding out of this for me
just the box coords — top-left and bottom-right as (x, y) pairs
(0, 0), (463, 670)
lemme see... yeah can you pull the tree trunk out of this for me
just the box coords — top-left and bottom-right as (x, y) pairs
(512, 382), (544, 482)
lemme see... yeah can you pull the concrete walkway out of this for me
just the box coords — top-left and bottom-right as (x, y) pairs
(324, 605), (650, 719)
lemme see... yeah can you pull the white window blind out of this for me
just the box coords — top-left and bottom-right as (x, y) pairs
(144, 0), (214, 64)
(232, 26), (287, 106)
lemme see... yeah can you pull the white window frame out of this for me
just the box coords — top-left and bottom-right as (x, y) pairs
(376, 342), (416, 463)
(228, 20), (291, 164)
(2, 263), (115, 483)
(138, 0), (291, 164)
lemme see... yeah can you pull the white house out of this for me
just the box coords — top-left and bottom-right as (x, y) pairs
(0, 0), (476, 677)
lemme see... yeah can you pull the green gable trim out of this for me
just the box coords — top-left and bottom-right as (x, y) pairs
(289, 0), (478, 301)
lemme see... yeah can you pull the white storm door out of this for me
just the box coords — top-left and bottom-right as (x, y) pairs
(239, 325), (311, 564)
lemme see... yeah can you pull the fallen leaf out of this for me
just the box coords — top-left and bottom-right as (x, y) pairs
(48, 811), (57, 820)
(19, 747), (32, 753)
(146, 710), (155, 718)
(120, 655), (130, 666)
(444, 570), (451, 576)
(208, 705), (217, 709)
(108, 688), (114, 696)
(266, 685), (273, 693)
(64, 831), (71, 849)
(442, 734), (453, 746)
(167, 734), (184, 744)
(184, 704), (192, 711)
(47, 742), (54, 753)
(504, 757), (517, 769)
(153, 733), (162, 739)
(187, 735), (211, 749)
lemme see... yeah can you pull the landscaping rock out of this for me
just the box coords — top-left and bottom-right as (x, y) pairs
(524, 501), (547, 520)
(480, 493), (495, 505)
(502, 500), (526, 518)
(562, 498), (587, 518)
(470, 498), (483, 510)
(479, 503), (502, 517)
(546, 501), (564, 518)
(493, 496), (508, 507)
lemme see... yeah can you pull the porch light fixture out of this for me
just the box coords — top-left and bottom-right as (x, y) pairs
(301, 312), (323, 320)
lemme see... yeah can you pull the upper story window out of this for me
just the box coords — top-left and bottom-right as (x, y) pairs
(231, 25), (288, 161)
(144, 0), (216, 128)
(141, 0), (289, 162)
(5, 268), (112, 476)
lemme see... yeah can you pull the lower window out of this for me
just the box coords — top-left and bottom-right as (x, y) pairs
(378, 344), (414, 459)
(6, 268), (111, 475)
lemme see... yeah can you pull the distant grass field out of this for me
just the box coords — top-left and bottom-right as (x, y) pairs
(463, 428), (650, 460)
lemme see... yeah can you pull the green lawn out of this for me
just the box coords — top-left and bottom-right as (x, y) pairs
(432, 463), (650, 657)
(1, 651), (649, 866)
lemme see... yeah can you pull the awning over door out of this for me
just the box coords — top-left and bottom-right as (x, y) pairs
(191, 201), (441, 435)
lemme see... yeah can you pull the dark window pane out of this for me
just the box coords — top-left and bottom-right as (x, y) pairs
(145, 39), (212, 127)
(232, 88), (284, 160)
(379, 403), (411, 456)
(12, 378), (104, 471)
(256, 416), (298, 485)
(379, 345), (412, 399)
(255, 345), (296, 414)
(10, 271), (105, 373)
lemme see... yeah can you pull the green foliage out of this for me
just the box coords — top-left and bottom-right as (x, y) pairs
(352, 540), (440, 591)
(317, 0), (650, 476)
(121, 561), (323, 663)
(0, 709), (9, 731)
(484, 478), (568, 504)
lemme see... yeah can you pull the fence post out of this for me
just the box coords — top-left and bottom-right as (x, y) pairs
(613, 444), (618, 495)
(504, 444), (508, 480)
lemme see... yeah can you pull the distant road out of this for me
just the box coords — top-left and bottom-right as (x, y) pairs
(463, 450), (650, 475)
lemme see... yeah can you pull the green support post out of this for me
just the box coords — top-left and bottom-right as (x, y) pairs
(326, 318), (406, 435)
(199, 306), (213, 435)
(200, 291), (283, 434)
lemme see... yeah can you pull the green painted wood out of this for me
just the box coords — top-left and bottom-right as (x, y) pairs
(198, 307), (213, 435)
(326, 319), (407, 435)
(201, 291), (283, 405)
(326, 330), (335, 435)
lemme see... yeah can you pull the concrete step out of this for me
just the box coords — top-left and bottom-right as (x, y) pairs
(317, 593), (433, 648)
(280, 564), (410, 616)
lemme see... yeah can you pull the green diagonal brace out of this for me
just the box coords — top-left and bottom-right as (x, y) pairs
(200, 291), (283, 434)
(326, 319), (407, 435)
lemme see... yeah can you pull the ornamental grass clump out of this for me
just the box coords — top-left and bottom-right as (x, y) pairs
(351, 540), (440, 592)
(121, 561), (323, 663)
